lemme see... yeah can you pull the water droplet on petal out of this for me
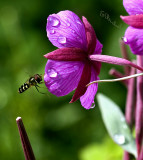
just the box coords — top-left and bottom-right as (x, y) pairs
(123, 37), (128, 43)
(49, 82), (59, 90)
(57, 89), (62, 93)
(48, 16), (60, 27)
(48, 69), (58, 78)
(49, 29), (55, 34)
(66, 18), (71, 27)
(67, 23), (71, 27)
(90, 102), (95, 109)
(77, 36), (83, 43)
(66, 21), (71, 27)
(58, 36), (67, 44)
(72, 30), (75, 34)
(76, 19), (82, 25)
(113, 134), (125, 145)
(74, 65), (79, 71)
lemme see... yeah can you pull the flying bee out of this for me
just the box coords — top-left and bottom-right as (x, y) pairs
(18, 74), (44, 94)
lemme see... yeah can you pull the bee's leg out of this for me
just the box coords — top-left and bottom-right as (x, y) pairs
(35, 85), (46, 94)
(36, 84), (41, 88)
(36, 83), (47, 90)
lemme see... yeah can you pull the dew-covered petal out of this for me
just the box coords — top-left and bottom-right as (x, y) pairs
(124, 26), (143, 55)
(46, 10), (87, 51)
(44, 48), (87, 61)
(123, 0), (143, 15)
(80, 67), (99, 109)
(70, 62), (91, 103)
(120, 15), (143, 29)
(82, 16), (97, 54)
(44, 60), (84, 96)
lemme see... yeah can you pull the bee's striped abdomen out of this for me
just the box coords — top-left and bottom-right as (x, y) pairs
(18, 83), (30, 93)
(18, 74), (42, 94)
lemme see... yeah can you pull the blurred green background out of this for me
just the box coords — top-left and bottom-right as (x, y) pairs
(0, 0), (136, 159)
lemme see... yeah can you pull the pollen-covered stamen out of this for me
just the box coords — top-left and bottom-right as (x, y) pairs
(120, 14), (143, 29)
(82, 16), (97, 54)
(70, 62), (91, 103)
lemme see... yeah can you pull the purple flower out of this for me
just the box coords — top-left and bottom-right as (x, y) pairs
(44, 10), (102, 109)
(44, 10), (143, 109)
(120, 0), (143, 55)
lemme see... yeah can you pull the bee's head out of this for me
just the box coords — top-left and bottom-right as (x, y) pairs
(34, 74), (42, 83)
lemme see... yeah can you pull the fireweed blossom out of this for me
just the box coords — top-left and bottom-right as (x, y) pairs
(120, 0), (143, 55)
(44, 10), (143, 109)
(44, 10), (102, 109)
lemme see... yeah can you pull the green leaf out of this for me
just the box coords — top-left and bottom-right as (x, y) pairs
(79, 137), (123, 160)
(97, 93), (137, 157)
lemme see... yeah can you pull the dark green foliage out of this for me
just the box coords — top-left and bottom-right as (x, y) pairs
(0, 0), (128, 159)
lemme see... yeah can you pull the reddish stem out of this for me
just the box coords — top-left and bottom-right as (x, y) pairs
(136, 56), (143, 158)
(120, 39), (130, 75)
(123, 67), (136, 160)
(123, 152), (131, 160)
(16, 117), (36, 160)
(138, 146), (143, 160)
(109, 68), (128, 86)
(125, 67), (136, 128)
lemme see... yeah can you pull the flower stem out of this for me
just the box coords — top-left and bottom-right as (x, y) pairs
(120, 39), (130, 75)
(16, 117), (36, 160)
(109, 68), (125, 78)
(136, 56), (143, 158)
(125, 67), (136, 128)
(138, 146), (143, 160)
(123, 67), (136, 160)
(87, 72), (143, 86)
(123, 152), (131, 160)
(109, 68), (128, 86)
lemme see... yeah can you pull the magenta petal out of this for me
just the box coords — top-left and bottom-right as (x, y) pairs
(82, 16), (97, 54)
(89, 54), (143, 72)
(44, 60), (84, 96)
(46, 10), (87, 51)
(121, 15), (143, 29)
(70, 62), (91, 103)
(91, 39), (103, 75)
(92, 61), (101, 76)
(124, 26), (143, 55)
(123, 0), (143, 15)
(44, 48), (87, 61)
(80, 67), (99, 109)
(93, 39), (103, 55)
